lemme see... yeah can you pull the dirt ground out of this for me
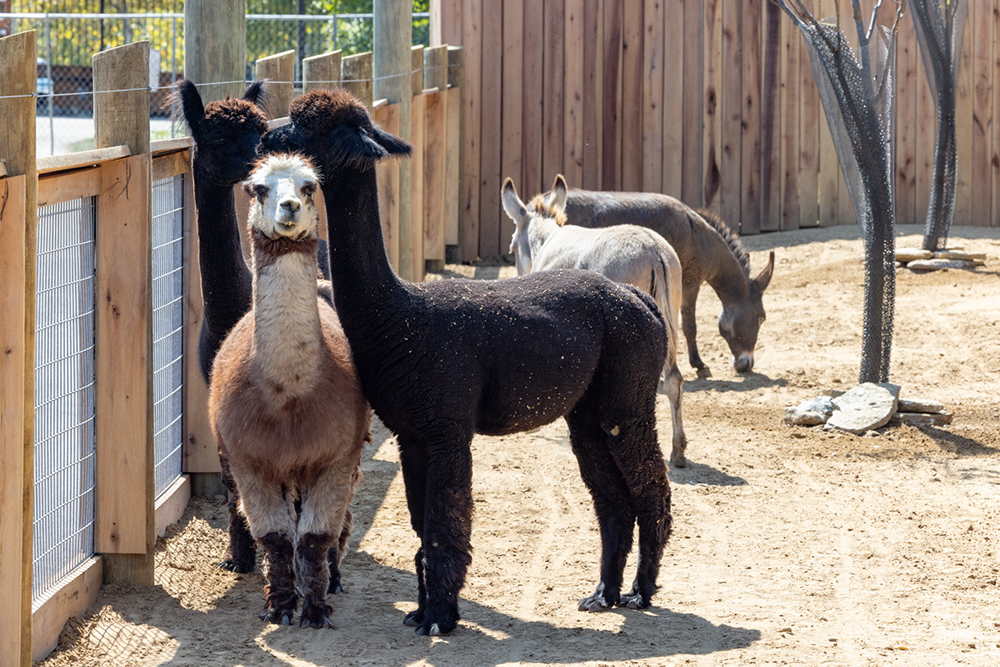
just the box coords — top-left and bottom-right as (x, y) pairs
(42, 224), (1000, 667)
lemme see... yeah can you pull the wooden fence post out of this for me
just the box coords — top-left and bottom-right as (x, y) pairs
(374, 100), (401, 271)
(445, 46), (463, 261)
(303, 50), (342, 93)
(410, 46), (426, 279)
(183, 0), (245, 104)
(256, 50), (295, 120)
(93, 41), (156, 586)
(0, 29), (36, 667)
(342, 52), (374, 110)
(423, 45), (449, 271)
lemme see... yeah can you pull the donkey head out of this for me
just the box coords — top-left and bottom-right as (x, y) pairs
(177, 79), (269, 187)
(260, 90), (411, 176)
(244, 153), (321, 242)
(718, 250), (774, 373)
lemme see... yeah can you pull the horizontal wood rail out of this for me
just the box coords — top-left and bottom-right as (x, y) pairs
(36, 145), (130, 175)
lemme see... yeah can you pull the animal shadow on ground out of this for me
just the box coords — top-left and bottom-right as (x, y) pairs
(668, 460), (747, 487)
(683, 371), (787, 394)
(917, 425), (1000, 458)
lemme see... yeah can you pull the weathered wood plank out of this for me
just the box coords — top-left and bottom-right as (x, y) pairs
(302, 50), (342, 93)
(30, 557), (102, 662)
(621, 0), (644, 191)
(479, 0), (503, 257)
(993, 0), (1000, 226)
(522, 0), (545, 195)
(798, 34), (819, 228)
(780, 4), (799, 230)
(602, 0), (623, 190)
(681, 0), (703, 205)
(720, 0), (742, 226)
(424, 90), (447, 263)
(36, 145), (129, 175)
(503, 0), (525, 195)
(817, 101), (839, 227)
(702, 0), (723, 212)
(759, 0), (781, 231)
(445, 50), (463, 249)
(894, 2), (918, 226)
(150, 136), (193, 156)
(342, 51), (374, 110)
(151, 149), (189, 182)
(543, 0), (566, 189)
(954, 0), (974, 227)
(410, 89), (426, 278)
(255, 50), (295, 120)
(38, 168), (102, 207)
(460, 0), (482, 260)
(915, 31), (935, 227)
(374, 102), (401, 271)
(564, 0), (585, 189)
(643, 0), (665, 193)
(971, 0), (992, 226)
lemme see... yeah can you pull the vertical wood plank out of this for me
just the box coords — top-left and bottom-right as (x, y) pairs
(641, 0), (664, 193)
(759, 0), (781, 231)
(302, 50), (342, 93)
(461, 0), (482, 260)
(798, 34), (819, 228)
(255, 50), (296, 120)
(720, 0), (742, 225)
(543, 0), (566, 187)
(479, 0), (503, 257)
(436, 0), (463, 46)
(445, 47), (463, 249)
(954, 2), (974, 227)
(702, 0), (723, 211)
(915, 32), (935, 227)
(93, 42), (155, 586)
(342, 52), (374, 110)
(0, 29), (35, 666)
(424, 90), (448, 262)
(411, 46), (426, 274)
(992, 0), (1000, 226)
(582, 0), (603, 190)
(894, 2), (918, 226)
(663, 0), (684, 197)
(971, 0), (992, 226)
(621, 0), (644, 191)
(564, 0), (585, 188)
(522, 0), (545, 195)
(780, 6), (800, 230)
(739, 0), (761, 233)
(681, 0), (703, 205)
(374, 102), (401, 271)
(503, 0), (525, 193)
(818, 102), (839, 226)
(602, 0), (623, 190)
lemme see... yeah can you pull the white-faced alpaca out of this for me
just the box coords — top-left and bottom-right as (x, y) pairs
(502, 178), (688, 468)
(208, 154), (370, 628)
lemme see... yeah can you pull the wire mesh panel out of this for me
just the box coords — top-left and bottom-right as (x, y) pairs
(33, 197), (97, 603)
(152, 174), (185, 498)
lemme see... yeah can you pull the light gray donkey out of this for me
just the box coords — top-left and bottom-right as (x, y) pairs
(501, 177), (688, 468)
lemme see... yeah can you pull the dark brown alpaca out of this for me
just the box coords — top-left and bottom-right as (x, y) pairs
(262, 90), (672, 636)
(209, 154), (370, 628)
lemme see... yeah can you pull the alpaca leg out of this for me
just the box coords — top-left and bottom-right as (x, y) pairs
(682, 281), (709, 377)
(295, 467), (357, 629)
(233, 465), (298, 624)
(566, 403), (636, 612)
(218, 452), (257, 573)
(664, 361), (687, 468)
(327, 507), (352, 594)
(413, 436), (474, 636)
(398, 436), (430, 628)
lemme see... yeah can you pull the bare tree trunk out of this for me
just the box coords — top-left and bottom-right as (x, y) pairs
(922, 81), (958, 250)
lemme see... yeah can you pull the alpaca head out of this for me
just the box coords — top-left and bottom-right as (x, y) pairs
(177, 80), (269, 186)
(260, 89), (412, 175)
(244, 154), (321, 241)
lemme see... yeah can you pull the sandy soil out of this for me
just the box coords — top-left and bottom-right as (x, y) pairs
(42, 224), (1000, 667)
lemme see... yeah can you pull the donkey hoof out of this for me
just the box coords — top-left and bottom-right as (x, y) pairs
(696, 367), (712, 379)
(403, 609), (425, 627)
(670, 455), (687, 469)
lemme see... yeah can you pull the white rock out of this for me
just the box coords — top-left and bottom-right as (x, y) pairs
(898, 397), (945, 414)
(784, 396), (835, 426)
(907, 258), (978, 271)
(827, 383), (899, 434)
(932, 250), (986, 262)
(896, 248), (933, 262)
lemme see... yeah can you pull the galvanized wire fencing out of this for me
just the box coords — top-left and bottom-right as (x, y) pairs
(32, 196), (98, 603)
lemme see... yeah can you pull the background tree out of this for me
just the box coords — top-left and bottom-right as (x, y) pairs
(771, 0), (905, 384)
(908, 0), (968, 251)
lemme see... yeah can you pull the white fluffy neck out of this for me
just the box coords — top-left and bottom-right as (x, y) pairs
(250, 242), (323, 391)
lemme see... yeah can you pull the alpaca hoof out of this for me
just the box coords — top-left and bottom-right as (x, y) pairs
(260, 607), (296, 626)
(300, 600), (335, 629)
(403, 609), (424, 627)
(299, 613), (335, 629)
(696, 366), (711, 379)
(619, 591), (647, 610)
(328, 580), (345, 595)
(218, 558), (254, 574)
(415, 619), (455, 636)
(578, 590), (613, 613)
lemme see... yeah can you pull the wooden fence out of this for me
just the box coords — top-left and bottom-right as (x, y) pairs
(0, 30), (461, 665)
(434, 0), (1000, 260)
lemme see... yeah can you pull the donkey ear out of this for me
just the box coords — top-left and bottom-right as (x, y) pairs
(547, 174), (569, 212)
(753, 250), (775, 291)
(242, 80), (266, 108)
(176, 80), (205, 138)
(369, 124), (413, 158)
(501, 178), (527, 222)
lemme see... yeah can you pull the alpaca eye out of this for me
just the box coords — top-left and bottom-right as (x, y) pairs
(253, 184), (270, 200)
(301, 182), (317, 197)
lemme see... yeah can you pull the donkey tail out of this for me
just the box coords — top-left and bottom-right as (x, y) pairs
(652, 245), (682, 374)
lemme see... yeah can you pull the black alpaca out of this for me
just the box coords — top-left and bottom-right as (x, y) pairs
(177, 81), (338, 578)
(262, 90), (673, 636)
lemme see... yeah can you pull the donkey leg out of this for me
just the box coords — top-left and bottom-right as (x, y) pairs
(218, 450), (257, 573)
(414, 433), (474, 636)
(566, 401), (636, 612)
(397, 435), (430, 628)
(664, 361), (688, 468)
(682, 282), (710, 378)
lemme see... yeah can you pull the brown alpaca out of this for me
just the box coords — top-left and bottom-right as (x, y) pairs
(208, 154), (370, 628)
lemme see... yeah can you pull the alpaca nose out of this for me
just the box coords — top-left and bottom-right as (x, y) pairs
(280, 198), (301, 213)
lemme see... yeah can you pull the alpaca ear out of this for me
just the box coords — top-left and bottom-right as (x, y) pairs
(369, 124), (413, 158)
(547, 174), (569, 212)
(501, 178), (527, 222)
(753, 250), (775, 292)
(242, 80), (266, 109)
(176, 80), (205, 139)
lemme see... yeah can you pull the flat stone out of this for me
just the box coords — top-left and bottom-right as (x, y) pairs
(932, 250), (986, 262)
(784, 396), (835, 426)
(890, 412), (954, 426)
(898, 397), (945, 414)
(895, 248), (933, 262)
(907, 258), (978, 271)
(827, 383), (899, 435)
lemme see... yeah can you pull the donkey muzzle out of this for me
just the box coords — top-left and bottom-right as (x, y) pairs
(733, 353), (754, 373)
